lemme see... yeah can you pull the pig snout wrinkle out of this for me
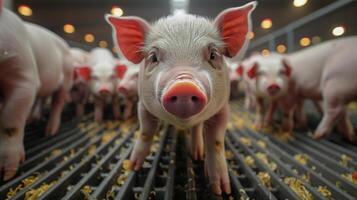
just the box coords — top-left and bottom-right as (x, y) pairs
(162, 81), (207, 119)
(267, 84), (280, 96)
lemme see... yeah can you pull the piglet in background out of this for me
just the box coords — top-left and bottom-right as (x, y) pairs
(116, 59), (139, 120)
(106, 2), (256, 195)
(70, 48), (91, 118)
(227, 60), (243, 99)
(87, 48), (121, 122)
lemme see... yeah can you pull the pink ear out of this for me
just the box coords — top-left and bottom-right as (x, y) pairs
(106, 15), (149, 64)
(236, 64), (244, 76)
(282, 59), (292, 77)
(215, 2), (256, 58)
(75, 66), (91, 81)
(115, 64), (127, 79)
(247, 63), (258, 79)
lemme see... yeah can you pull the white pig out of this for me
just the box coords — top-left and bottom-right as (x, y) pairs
(87, 48), (120, 122)
(116, 59), (139, 120)
(106, 2), (256, 195)
(247, 37), (357, 142)
(0, 5), (39, 181)
(25, 22), (74, 136)
(70, 48), (91, 118)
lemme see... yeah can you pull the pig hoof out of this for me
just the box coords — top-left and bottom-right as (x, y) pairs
(190, 147), (204, 161)
(45, 119), (60, 136)
(205, 157), (231, 195)
(129, 139), (152, 171)
(313, 132), (326, 140)
(343, 132), (356, 143)
(0, 140), (25, 181)
(210, 181), (231, 196)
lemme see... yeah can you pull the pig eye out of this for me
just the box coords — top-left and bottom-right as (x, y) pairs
(210, 52), (216, 60)
(149, 52), (158, 63)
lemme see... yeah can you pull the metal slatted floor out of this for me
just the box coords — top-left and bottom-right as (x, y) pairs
(1, 101), (356, 200)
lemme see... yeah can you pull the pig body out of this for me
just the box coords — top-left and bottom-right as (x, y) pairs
(246, 37), (357, 141)
(107, 2), (256, 195)
(0, 7), (39, 180)
(70, 48), (90, 118)
(88, 48), (119, 122)
(227, 60), (242, 99)
(116, 59), (138, 120)
(25, 22), (74, 136)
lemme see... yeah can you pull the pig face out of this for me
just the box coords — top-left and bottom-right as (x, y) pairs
(106, 2), (256, 127)
(117, 62), (139, 97)
(89, 61), (117, 98)
(247, 54), (291, 99)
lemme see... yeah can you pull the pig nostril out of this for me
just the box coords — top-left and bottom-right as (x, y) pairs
(191, 96), (198, 102)
(171, 96), (178, 102)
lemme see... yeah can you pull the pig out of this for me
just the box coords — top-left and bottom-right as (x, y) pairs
(1, 5), (38, 181)
(0, 6), (74, 180)
(227, 60), (243, 99)
(25, 22), (74, 136)
(247, 37), (357, 142)
(106, 2), (256, 195)
(116, 59), (139, 120)
(86, 48), (122, 122)
(70, 48), (91, 118)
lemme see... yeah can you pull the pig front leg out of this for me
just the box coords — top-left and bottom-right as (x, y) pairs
(94, 98), (104, 123)
(112, 95), (120, 120)
(336, 109), (356, 142)
(189, 123), (204, 160)
(76, 103), (85, 119)
(123, 97), (134, 120)
(254, 97), (265, 130)
(264, 100), (277, 127)
(204, 103), (230, 195)
(0, 85), (36, 180)
(130, 102), (158, 171)
(45, 87), (67, 136)
(294, 99), (307, 128)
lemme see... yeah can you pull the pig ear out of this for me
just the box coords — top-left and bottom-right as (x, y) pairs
(236, 64), (244, 76)
(214, 2), (257, 60)
(75, 66), (91, 81)
(105, 14), (150, 64)
(247, 63), (258, 79)
(282, 59), (292, 77)
(115, 64), (127, 79)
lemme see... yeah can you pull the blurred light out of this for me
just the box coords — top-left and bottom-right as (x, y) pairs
(332, 26), (345, 37)
(111, 6), (124, 17)
(173, 8), (186, 15)
(300, 37), (311, 47)
(311, 36), (321, 44)
(293, 0), (308, 7)
(261, 18), (272, 29)
(276, 44), (287, 53)
(84, 34), (95, 43)
(99, 40), (108, 48)
(63, 24), (75, 34)
(18, 5), (32, 16)
(261, 49), (270, 56)
(248, 32), (254, 40)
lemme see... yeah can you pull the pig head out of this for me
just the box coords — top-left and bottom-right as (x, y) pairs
(106, 3), (255, 128)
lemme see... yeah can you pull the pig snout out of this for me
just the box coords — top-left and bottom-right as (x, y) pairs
(117, 85), (128, 95)
(99, 86), (111, 96)
(267, 83), (280, 96)
(162, 80), (207, 119)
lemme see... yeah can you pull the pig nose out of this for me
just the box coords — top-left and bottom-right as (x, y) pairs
(117, 86), (128, 95)
(162, 81), (207, 119)
(99, 87), (111, 95)
(267, 84), (280, 95)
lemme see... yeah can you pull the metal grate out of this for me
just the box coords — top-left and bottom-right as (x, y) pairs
(1, 101), (356, 200)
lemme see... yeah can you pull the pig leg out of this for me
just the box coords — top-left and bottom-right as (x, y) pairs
(123, 97), (134, 120)
(94, 98), (104, 123)
(0, 85), (36, 180)
(314, 101), (343, 140)
(190, 123), (204, 160)
(281, 102), (295, 133)
(45, 87), (67, 136)
(336, 109), (356, 142)
(295, 99), (307, 128)
(264, 100), (276, 126)
(204, 103), (230, 195)
(254, 97), (265, 130)
(112, 95), (120, 120)
(76, 103), (85, 119)
(130, 102), (158, 171)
